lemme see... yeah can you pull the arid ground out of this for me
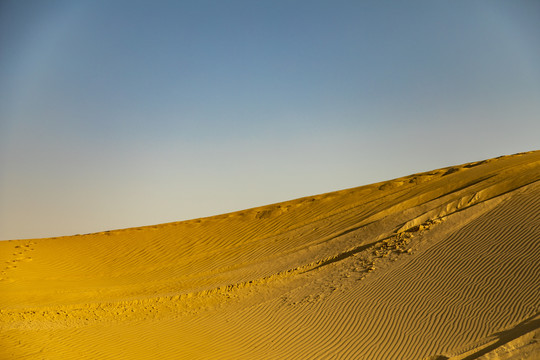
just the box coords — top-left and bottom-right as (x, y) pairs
(1, 150), (539, 359)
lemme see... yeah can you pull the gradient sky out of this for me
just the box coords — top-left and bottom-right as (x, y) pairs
(1, 1), (539, 240)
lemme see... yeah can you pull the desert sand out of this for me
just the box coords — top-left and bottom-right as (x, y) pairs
(1, 151), (539, 359)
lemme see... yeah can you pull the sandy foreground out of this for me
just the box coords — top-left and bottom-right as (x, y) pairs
(1, 151), (539, 359)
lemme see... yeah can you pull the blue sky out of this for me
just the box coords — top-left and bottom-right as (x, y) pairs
(1, 0), (539, 240)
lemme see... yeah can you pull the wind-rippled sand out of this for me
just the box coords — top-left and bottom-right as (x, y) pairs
(1, 151), (539, 359)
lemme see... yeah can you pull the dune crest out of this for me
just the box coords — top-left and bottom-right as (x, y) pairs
(1, 150), (539, 359)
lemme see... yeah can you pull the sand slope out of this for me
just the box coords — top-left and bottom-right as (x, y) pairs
(1, 151), (539, 359)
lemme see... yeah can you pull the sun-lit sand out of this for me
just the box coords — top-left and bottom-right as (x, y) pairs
(1, 151), (539, 359)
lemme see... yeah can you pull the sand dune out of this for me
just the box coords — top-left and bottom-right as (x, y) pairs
(1, 150), (539, 359)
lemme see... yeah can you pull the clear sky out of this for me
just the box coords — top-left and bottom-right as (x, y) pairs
(1, 1), (539, 240)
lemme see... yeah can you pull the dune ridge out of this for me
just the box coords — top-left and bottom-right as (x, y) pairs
(1, 150), (539, 359)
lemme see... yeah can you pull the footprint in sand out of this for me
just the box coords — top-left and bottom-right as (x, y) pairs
(2, 242), (36, 280)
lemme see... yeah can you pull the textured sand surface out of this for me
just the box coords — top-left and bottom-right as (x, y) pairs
(1, 151), (539, 359)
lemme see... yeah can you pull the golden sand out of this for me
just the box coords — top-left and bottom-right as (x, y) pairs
(1, 151), (539, 359)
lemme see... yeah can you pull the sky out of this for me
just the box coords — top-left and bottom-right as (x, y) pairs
(1, 0), (539, 240)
